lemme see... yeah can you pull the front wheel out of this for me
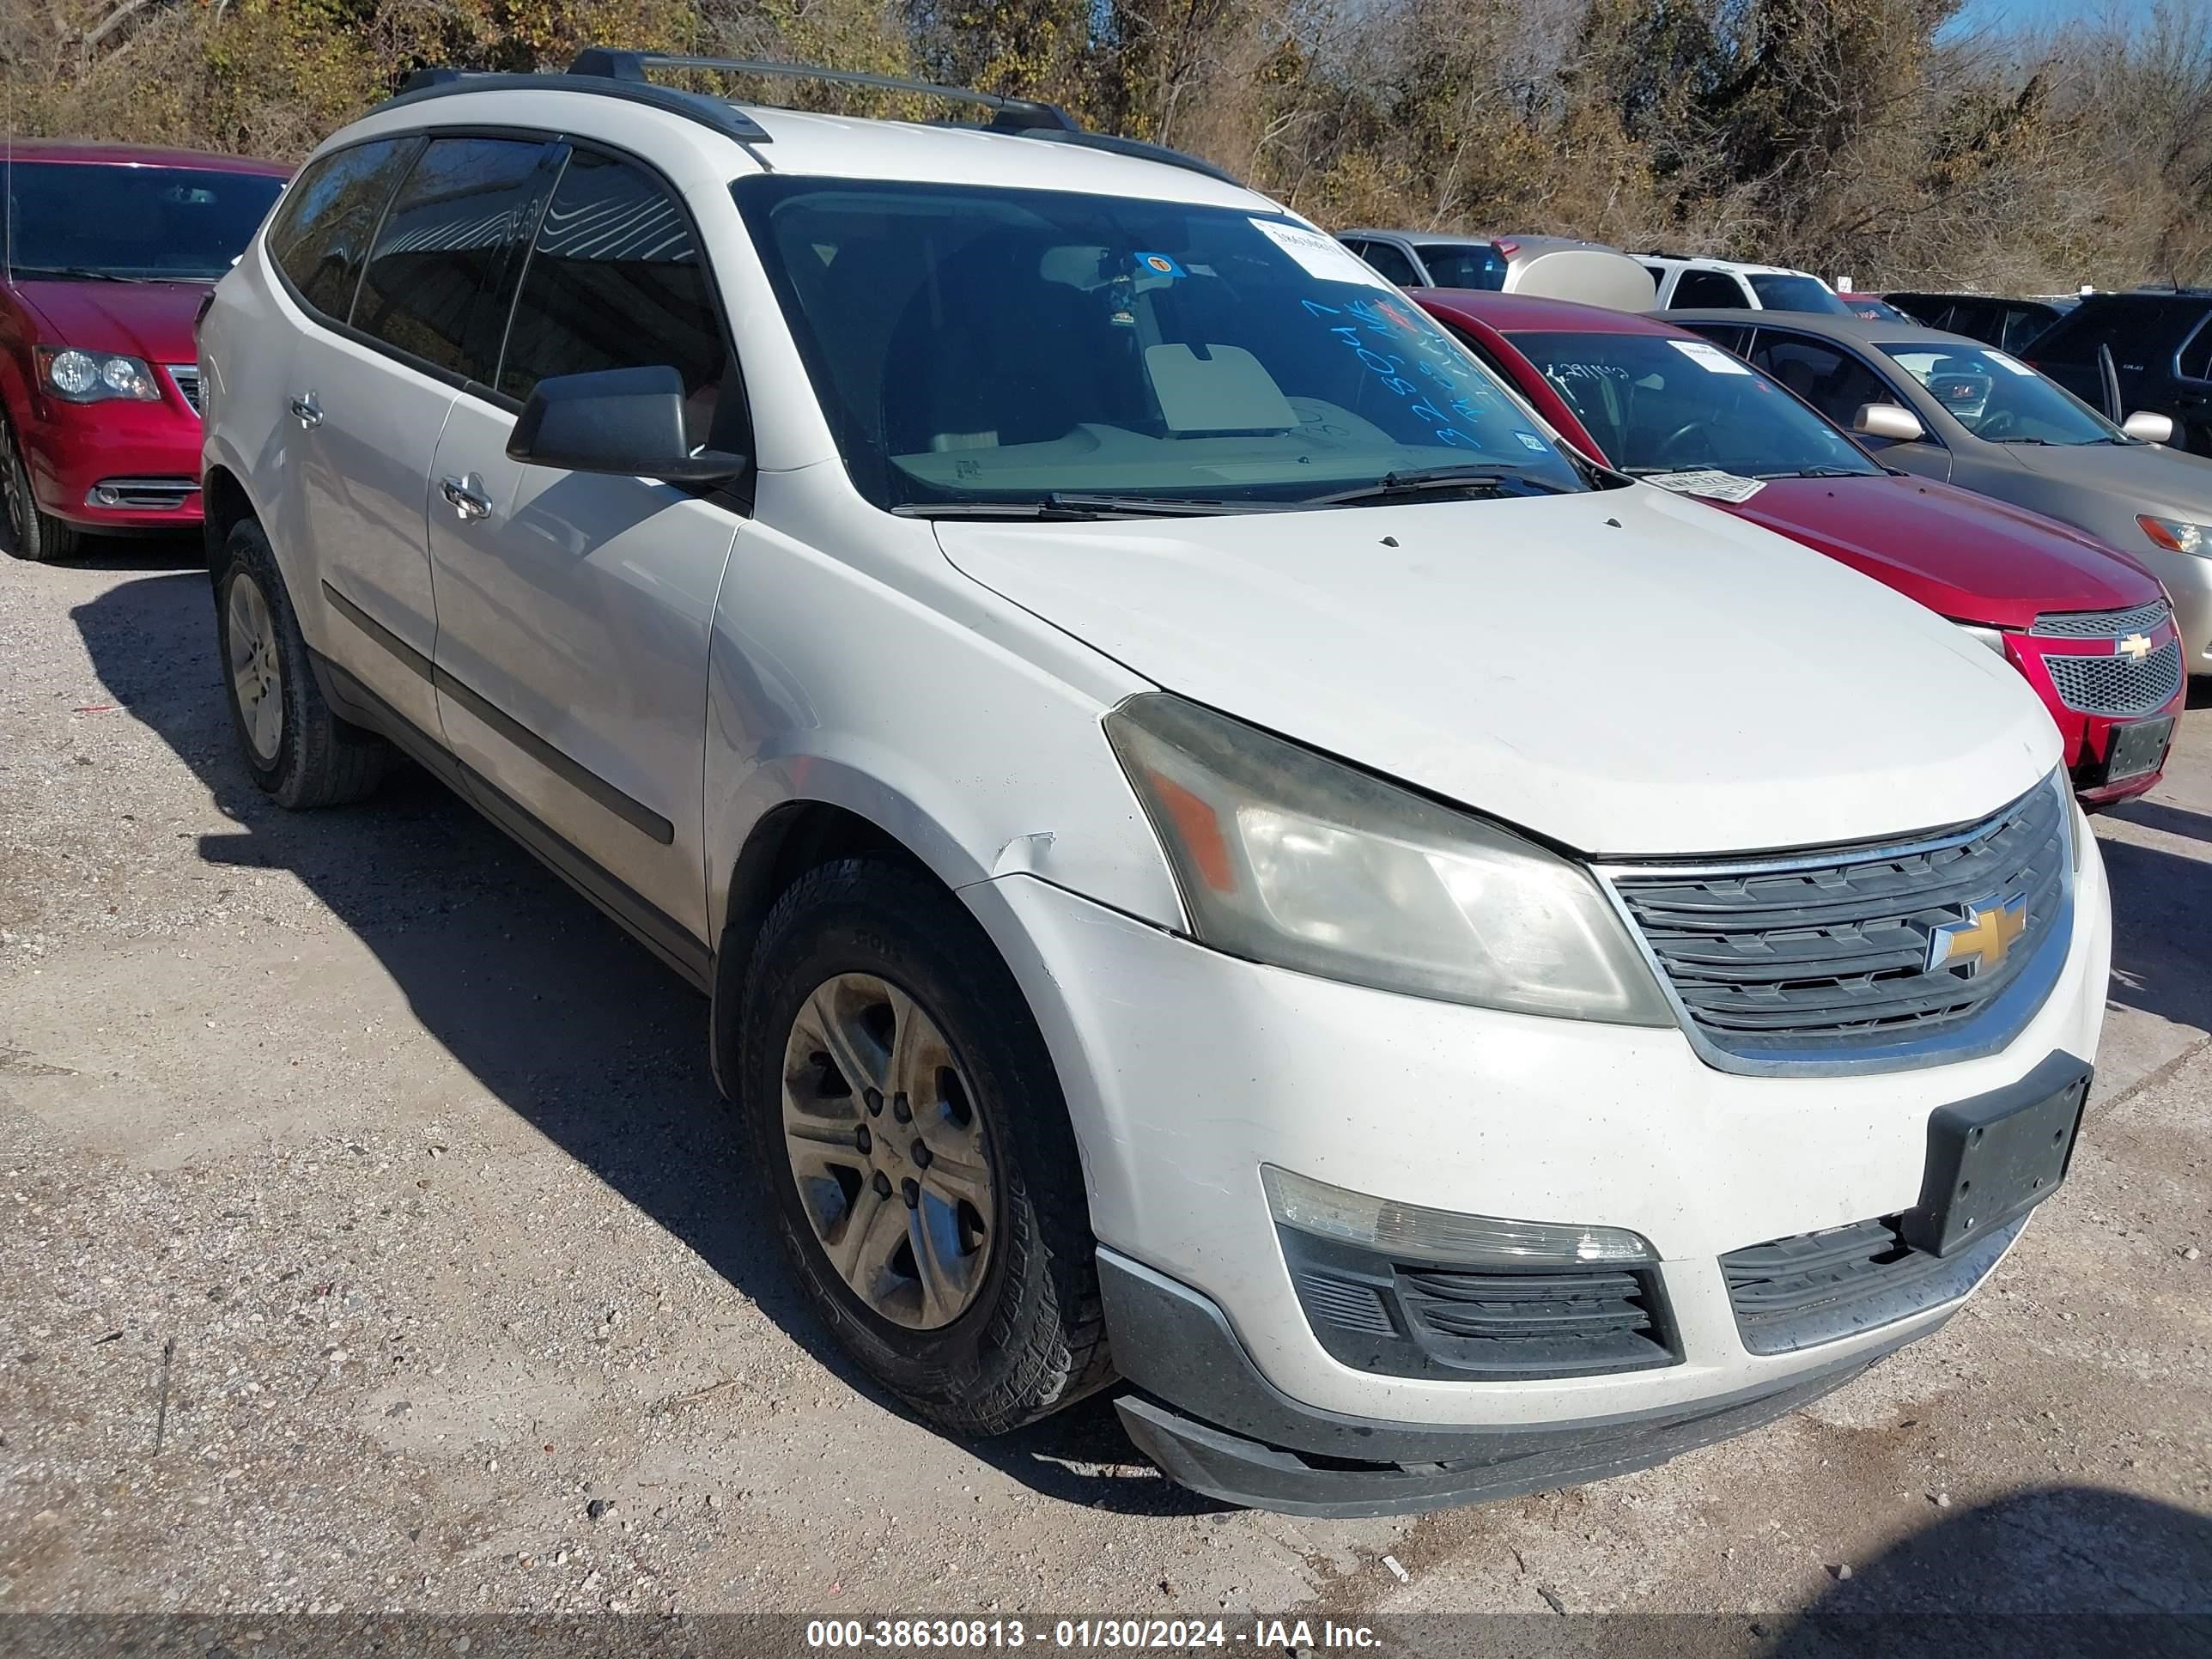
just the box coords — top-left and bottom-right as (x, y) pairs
(2, 416), (80, 562)
(737, 858), (1112, 1437)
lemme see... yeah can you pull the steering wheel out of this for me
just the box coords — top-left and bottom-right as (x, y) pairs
(1655, 422), (1719, 468)
(1976, 409), (2017, 440)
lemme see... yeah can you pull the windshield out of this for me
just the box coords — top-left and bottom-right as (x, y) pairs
(1504, 330), (1881, 478)
(1415, 244), (1508, 290)
(3, 161), (284, 281)
(1879, 343), (2126, 445)
(734, 178), (1585, 511)
(1747, 273), (1851, 314)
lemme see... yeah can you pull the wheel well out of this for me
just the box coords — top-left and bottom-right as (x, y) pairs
(202, 465), (256, 579)
(710, 801), (932, 1093)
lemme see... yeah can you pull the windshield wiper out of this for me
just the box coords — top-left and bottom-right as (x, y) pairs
(892, 492), (1276, 521)
(1297, 465), (1559, 507)
(6, 264), (150, 283)
(1753, 465), (1870, 479)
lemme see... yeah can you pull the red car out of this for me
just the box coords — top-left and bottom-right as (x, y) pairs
(1419, 289), (2185, 807)
(2, 142), (289, 562)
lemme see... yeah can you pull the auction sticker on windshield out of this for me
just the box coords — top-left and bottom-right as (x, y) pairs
(1668, 339), (1752, 376)
(1251, 219), (1392, 289)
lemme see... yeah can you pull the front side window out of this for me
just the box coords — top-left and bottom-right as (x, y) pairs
(1746, 337), (1897, 431)
(1674, 269), (1749, 309)
(2176, 315), (2212, 383)
(1880, 343), (2128, 445)
(353, 137), (551, 380)
(1745, 273), (1850, 314)
(736, 179), (1586, 510)
(7, 161), (285, 283)
(1415, 244), (1507, 291)
(499, 149), (735, 450)
(1506, 330), (1879, 478)
(267, 139), (419, 320)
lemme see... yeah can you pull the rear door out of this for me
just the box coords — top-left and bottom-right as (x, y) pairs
(2175, 313), (2212, 453)
(423, 145), (748, 966)
(261, 133), (447, 736)
(274, 133), (554, 738)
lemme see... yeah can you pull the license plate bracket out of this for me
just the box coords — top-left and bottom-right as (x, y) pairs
(2102, 714), (2174, 785)
(1901, 1056), (2090, 1258)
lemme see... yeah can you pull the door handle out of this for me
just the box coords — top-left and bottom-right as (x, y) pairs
(289, 394), (323, 429)
(440, 473), (492, 523)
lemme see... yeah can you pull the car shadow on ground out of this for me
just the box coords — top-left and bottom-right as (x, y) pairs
(1761, 1486), (2212, 1657)
(2097, 829), (2212, 1036)
(70, 569), (1213, 1517)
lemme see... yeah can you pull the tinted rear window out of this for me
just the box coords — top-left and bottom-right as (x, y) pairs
(2032, 295), (2208, 367)
(354, 137), (551, 380)
(1747, 273), (1850, 313)
(1415, 244), (1507, 290)
(268, 139), (419, 321)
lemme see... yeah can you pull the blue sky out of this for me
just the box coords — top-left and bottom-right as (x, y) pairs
(1948, 0), (2155, 33)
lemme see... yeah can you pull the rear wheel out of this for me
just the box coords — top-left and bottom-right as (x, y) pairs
(2, 416), (80, 563)
(738, 858), (1112, 1437)
(213, 518), (387, 807)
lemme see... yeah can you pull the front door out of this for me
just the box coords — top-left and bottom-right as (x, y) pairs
(424, 146), (749, 960)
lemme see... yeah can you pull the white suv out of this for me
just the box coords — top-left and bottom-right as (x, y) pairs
(1638, 252), (1852, 314)
(199, 52), (2111, 1517)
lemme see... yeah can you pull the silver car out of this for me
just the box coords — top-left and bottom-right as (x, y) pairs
(1667, 308), (2212, 673)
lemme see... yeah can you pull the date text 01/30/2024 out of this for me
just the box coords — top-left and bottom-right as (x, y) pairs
(804, 1618), (1384, 1650)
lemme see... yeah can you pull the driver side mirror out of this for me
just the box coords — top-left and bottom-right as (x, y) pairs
(1852, 402), (1925, 443)
(507, 365), (746, 483)
(2122, 410), (2175, 444)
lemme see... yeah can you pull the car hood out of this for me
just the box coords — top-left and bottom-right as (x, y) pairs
(937, 486), (2059, 857)
(9, 277), (209, 362)
(2002, 438), (2212, 518)
(1717, 474), (2162, 629)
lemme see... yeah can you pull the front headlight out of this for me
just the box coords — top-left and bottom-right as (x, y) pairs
(38, 346), (162, 404)
(1104, 692), (1674, 1023)
(2137, 515), (2209, 557)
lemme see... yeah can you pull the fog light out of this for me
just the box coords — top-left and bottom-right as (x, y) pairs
(94, 486), (121, 507)
(1262, 1164), (1655, 1266)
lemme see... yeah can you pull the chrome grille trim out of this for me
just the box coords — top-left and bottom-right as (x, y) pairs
(1595, 775), (2074, 1078)
(2043, 641), (2184, 717)
(166, 364), (203, 416)
(2030, 599), (2170, 639)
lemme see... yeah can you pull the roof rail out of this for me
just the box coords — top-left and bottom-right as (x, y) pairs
(568, 50), (1079, 134)
(381, 51), (1248, 187)
(381, 68), (774, 143)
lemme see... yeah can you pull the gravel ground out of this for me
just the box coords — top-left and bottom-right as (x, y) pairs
(3, 538), (2209, 1644)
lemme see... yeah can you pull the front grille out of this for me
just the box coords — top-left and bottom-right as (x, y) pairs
(2042, 641), (2184, 716)
(167, 364), (203, 416)
(1721, 1212), (2025, 1354)
(1281, 1229), (1678, 1381)
(2031, 599), (2170, 638)
(1607, 780), (2067, 1063)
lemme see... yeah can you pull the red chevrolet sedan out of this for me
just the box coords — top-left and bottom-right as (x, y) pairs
(3, 142), (289, 561)
(1419, 289), (2185, 806)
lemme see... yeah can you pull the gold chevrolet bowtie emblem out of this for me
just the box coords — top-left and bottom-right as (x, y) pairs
(2118, 633), (2154, 662)
(1926, 894), (2029, 977)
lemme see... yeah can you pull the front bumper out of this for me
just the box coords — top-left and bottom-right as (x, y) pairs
(1101, 1249), (1955, 1517)
(17, 389), (203, 532)
(965, 825), (2109, 1453)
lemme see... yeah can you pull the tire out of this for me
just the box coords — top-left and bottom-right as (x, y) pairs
(738, 857), (1113, 1437)
(2, 416), (81, 563)
(213, 517), (387, 808)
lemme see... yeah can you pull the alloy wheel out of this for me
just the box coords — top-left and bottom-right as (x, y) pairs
(781, 972), (996, 1330)
(226, 572), (285, 763)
